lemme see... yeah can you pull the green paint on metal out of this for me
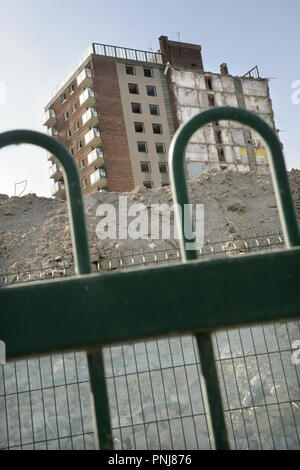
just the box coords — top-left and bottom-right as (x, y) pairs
(87, 351), (114, 450)
(196, 334), (230, 450)
(0, 129), (112, 450)
(168, 106), (300, 450)
(0, 107), (299, 451)
(0, 130), (91, 275)
(1, 248), (300, 360)
(169, 106), (300, 257)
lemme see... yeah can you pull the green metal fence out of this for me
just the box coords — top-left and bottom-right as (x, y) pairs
(0, 107), (299, 450)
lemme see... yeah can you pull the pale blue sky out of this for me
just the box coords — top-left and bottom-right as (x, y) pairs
(0, 0), (299, 196)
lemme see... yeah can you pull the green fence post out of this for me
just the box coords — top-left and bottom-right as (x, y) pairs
(169, 106), (300, 449)
(0, 130), (113, 450)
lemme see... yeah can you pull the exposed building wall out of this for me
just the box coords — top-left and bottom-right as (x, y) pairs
(169, 67), (276, 177)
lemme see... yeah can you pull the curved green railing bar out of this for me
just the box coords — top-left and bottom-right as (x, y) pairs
(168, 106), (300, 450)
(0, 130), (114, 449)
(169, 106), (300, 261)
(0, 130), (91, 275)
(1, 110), (299, 451)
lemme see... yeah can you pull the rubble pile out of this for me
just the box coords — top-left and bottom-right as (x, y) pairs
(1, 169), (299, 275)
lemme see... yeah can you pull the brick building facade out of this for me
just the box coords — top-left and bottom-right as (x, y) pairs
(44, 36), (278, 197)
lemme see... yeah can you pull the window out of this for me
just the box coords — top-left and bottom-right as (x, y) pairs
(72, 102), (78, 113)
(208, 94), (215, 107)
(64, 111), (69, 121)
(128, 83), (139, 94)
(61, 92), (67, 103)
(98, 167), (107, 179)
(218, 148), (226, 163)
(143, 181), (153, 189)
(77, 139), (83, 151)
(144, 67), (153, 78)
(70, 147), (74, 155)
(152, 123), (162, 134)
(74, 120), (80, 132)
(214, 121), (219, 127)
(137, 141), (148, 153)
(134, 122), (144, 133)
(159, 162), (168, 173)
(146, 85), (157, 96)
(155, 143), (166, 154)
(82, 177), (88, 189)
(149, 104), (160, 116)
(131, 103), (142, 114)
(126, 65), (135, 75)
(162, 182), (169, 187)
(140, 161), (151, 173)
(69, 83), (75, 94)
(215, 130), (222, 144)
(79, 158), (85, 169)
(66, 129), (71, 140)
(205, 77), (213, 91)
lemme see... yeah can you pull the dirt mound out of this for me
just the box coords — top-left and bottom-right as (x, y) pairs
(0, 169), (299, 273)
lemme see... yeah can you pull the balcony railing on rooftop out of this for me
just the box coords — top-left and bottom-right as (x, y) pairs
(93, 43), (163, 65)
(243, 65), (260, 79)
(49, 43), (163, 100)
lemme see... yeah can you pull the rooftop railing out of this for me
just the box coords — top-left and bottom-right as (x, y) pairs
(49, 43), (163, 102)
(92, 42), (163, 65)
(243, 65), (260, 79)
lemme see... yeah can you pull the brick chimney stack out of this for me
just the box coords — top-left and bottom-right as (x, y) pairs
(159, 35), (204, 70)
(220, 63), (229, 75)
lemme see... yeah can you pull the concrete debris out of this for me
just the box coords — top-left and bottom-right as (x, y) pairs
(0, 169), (299, 274)
(0, 169), (300, 450)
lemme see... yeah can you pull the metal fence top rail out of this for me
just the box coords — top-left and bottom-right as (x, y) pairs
(0, 231), (285, 286)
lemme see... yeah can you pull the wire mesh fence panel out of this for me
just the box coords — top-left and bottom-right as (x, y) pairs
(1, 233), (299, 450)
(0, 232), (284, 286)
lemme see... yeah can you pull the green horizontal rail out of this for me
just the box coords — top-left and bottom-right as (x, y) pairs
(168, 106), (300, 450)
(1, 107), (299, 451)
(0, 129), (111, 449)
(1, 247), (300, 361)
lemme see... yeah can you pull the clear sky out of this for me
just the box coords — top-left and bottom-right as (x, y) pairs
(0, 0), (299, 197)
